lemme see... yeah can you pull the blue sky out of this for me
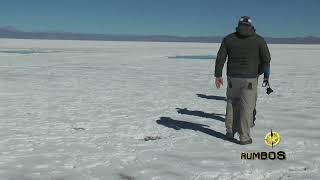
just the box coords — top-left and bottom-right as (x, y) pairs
(0, 0), (319, 37)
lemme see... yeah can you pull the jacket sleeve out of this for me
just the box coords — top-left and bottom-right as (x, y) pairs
(259, 38), (271, 78)
(215, 38), (228, 77)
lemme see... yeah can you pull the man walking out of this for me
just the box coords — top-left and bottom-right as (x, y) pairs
(214, 16), (271, 145)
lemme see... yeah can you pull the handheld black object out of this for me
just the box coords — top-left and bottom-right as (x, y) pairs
(262, 79), (274, 95)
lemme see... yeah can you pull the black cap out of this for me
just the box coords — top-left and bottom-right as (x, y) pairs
(238, 16), (253, 26)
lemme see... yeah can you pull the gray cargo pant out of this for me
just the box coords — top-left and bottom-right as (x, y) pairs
(225, 77), (258, 142)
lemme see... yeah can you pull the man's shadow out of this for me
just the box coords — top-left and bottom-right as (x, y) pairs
(197, 94), (227, 101)
(176, 108), (225, 122)
(156, 117), (238, 144)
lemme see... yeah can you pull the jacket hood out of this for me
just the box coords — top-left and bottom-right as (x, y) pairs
(236, 25), (256, 37)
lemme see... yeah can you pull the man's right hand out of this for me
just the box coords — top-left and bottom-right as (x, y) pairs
(215, 77), (223, 89)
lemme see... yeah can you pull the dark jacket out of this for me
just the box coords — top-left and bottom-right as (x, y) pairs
(214, 25), (271, 78)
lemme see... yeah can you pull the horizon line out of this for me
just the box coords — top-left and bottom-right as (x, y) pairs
(1, 26), (320, 39)
(1, 26), (320, 44)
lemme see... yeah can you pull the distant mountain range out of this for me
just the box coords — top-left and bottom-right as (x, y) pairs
(1, 26), (320, 44)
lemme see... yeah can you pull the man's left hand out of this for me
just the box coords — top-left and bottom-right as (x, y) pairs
(215, 77), (223, 89)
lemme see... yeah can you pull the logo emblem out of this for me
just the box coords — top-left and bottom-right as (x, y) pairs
(264, 129), (281, 148)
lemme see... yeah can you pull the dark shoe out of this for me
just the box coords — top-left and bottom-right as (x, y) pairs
(240, 138), (253, 145)
(226, 132), (235, 139)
